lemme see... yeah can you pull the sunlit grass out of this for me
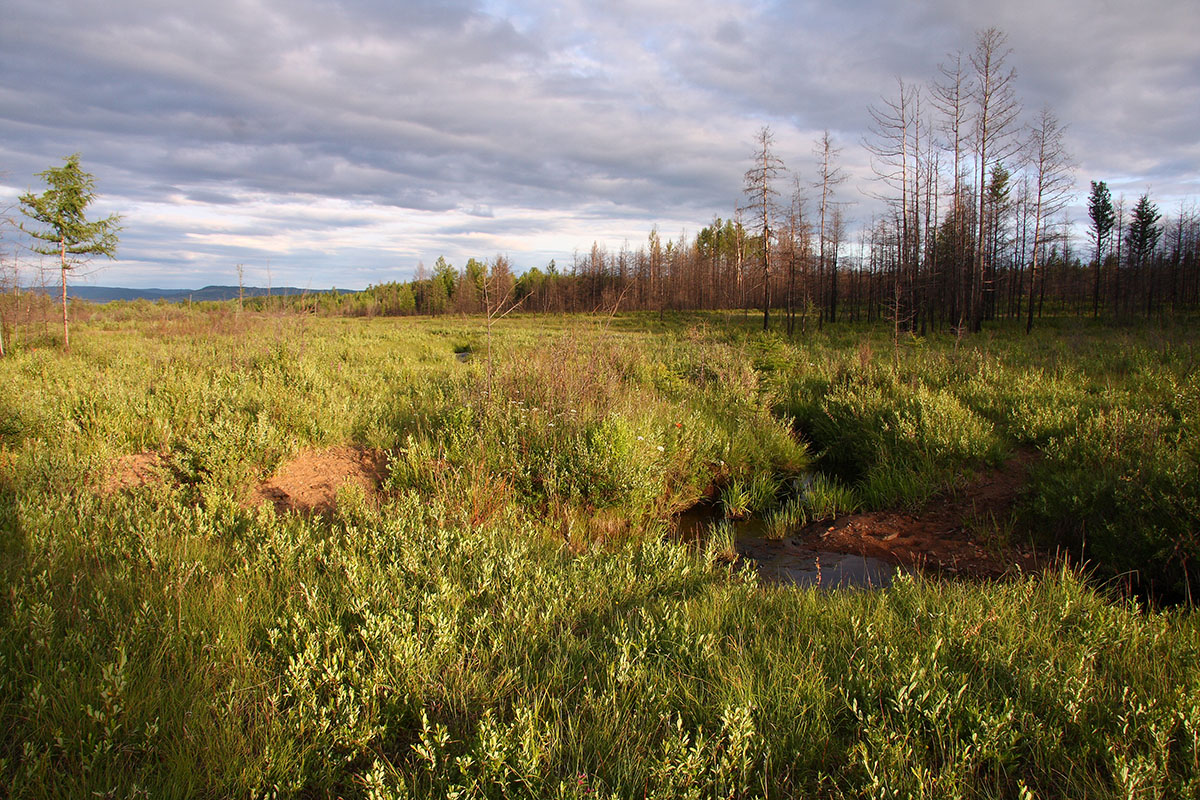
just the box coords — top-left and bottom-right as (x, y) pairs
(0, 308), (1198, 797)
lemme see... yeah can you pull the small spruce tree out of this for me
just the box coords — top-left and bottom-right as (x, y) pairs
(19, 154), (121, 351)
(1087, 181), (1115, 318)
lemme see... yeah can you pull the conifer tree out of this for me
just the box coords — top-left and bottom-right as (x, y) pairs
(1127, 193), (1162, 317)
(19, 154), (120, 351)
(1087, 180), (1115, 317)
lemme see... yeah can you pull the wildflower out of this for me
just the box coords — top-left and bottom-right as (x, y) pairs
(637, 436), (644, 441)
(657, 445), (665, 452)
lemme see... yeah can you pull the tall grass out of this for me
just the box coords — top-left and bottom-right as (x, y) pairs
(771, 318), (1200, 598)
(1, 309), (1198, 797)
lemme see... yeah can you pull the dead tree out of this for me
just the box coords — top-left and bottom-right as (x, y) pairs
(1023, 106), (1073, 334)
(744, 126), (786, 331)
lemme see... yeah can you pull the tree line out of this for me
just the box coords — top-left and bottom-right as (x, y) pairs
(316, 28), (1198, 330)
(320, 190), (1196, 332)
(3, 26), (1198, 352)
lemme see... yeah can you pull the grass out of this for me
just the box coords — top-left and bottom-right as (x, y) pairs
(0, 307), (1198, 797)
(773, 316), (1200, 598)
(763, 496), (806, 540)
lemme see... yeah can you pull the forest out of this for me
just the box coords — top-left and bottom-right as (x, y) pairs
(244, 29), (1200, 339)
(319, 181), (1197, 333)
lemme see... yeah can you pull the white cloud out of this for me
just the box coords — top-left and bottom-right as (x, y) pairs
(1, 0), (1196, 288)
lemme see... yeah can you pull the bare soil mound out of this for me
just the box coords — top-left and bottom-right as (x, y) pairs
(102, 452), (166, 494)
(802, 449), (1043, 578)
(252, 446), (387, 513)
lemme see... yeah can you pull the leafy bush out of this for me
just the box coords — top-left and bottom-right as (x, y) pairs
(781, 358), (1001, 507)
(1026, 406), (1200, 599)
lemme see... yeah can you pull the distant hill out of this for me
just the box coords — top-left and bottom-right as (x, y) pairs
(23, 285), (348, 303)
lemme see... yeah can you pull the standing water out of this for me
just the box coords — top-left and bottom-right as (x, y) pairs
(674, 507), (895, 590)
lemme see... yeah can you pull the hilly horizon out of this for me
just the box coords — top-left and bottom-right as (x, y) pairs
(22, 284), (350, 303)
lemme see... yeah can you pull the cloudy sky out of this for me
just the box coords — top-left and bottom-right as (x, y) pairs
(2, 0), (1197, 289)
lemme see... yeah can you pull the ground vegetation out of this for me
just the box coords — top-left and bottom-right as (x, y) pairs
(1, 309), (1197, 797)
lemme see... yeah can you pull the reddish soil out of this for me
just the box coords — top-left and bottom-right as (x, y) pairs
(251, 446), (388, 513)
(800, 450), (1044, 578)
(102, 451), (166, 494)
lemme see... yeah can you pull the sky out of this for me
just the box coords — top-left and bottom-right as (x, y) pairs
(1, 0), (1197, 290)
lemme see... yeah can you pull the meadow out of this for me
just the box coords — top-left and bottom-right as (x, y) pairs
(0, 305), (1198, 798)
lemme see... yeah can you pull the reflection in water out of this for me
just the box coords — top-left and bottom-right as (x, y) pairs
(674, 506), (896, 590)
(737, 534), (894, 589)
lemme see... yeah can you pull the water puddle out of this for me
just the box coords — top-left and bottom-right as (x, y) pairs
(674, 506), (895, 590)
(737, 533), (894, 589)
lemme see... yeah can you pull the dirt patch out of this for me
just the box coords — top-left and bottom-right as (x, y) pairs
(252, 446), (388, 514)
(800, 449), (1043, 579)
(102, 451), (166, 494)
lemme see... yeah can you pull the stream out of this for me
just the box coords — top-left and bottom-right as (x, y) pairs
(675, 508), (895, 590)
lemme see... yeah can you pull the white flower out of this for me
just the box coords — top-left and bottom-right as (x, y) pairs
(637, 436), (644, 441)
(656, 445), (665, 452)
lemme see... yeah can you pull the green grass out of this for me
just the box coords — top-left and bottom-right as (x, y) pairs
(0, 308), (1198, 798)
(763, 496), (806, 540)
(772, 317), (1200, 598)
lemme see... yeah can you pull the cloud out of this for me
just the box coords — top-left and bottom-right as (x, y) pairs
(1, 0), (1196, 288)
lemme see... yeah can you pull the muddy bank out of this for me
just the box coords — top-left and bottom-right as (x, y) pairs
(677, 449), (1043, 588)
(806, 449), (1042, 579)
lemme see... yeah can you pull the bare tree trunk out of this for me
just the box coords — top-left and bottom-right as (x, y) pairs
(815, 130), (846, 325)
(60, 240), (69, 352)
(1024, 107), (1072, 334)
(1013, 181), (1027, 320)
(744, 127), (785, 331)
(1026, 232), (1041, 334)
(932, 51), (967, 330)
(762, 220), (772, 331)
(970, 28), (1020, 332)
(1114, 197), (1125, 318)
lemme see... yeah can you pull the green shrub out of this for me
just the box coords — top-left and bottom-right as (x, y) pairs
(783, 361), (1000, 509)
(3, 309), (1200, 798)
(1026, 406), (1200, 599)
